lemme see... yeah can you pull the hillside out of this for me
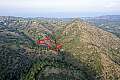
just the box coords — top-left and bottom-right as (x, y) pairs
(61, 19), (120, 80)
(0, 16), (120, 80)
(82, 15), (120, 38)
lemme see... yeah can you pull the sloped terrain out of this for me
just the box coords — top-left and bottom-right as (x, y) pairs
(0, 16), (120, 80)
(82, 15), (120, 38)
(61, 20), (120, 80)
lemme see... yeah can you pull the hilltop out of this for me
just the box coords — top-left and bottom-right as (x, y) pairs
(61, 19), (120, 80)
(0, 16), (120, 80)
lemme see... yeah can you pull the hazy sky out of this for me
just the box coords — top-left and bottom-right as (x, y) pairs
(0, 0), (120, 17)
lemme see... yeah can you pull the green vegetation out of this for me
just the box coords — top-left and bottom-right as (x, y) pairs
(0, 16), (120, 80)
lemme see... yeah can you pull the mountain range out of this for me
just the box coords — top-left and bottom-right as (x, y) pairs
(0, 15), (120, 80)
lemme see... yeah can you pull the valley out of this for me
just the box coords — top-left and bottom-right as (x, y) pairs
(0, 16), (120, 80)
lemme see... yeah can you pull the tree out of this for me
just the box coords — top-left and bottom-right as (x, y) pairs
(35, 31), (64, 52)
